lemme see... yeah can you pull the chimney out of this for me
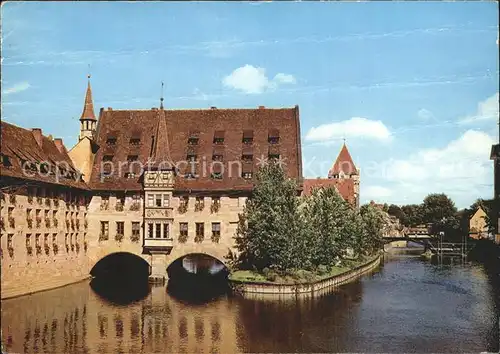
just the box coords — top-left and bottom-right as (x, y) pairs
(107, 107), (112, 111)
(54, 138), (66, 154)
(32, 128), (43, 147)
(259, 105), (265, 109)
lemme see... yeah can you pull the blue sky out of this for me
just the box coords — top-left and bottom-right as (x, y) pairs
(2, 1), (498, 208)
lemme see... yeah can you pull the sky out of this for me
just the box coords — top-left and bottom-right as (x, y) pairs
(1, 1), (499, 209)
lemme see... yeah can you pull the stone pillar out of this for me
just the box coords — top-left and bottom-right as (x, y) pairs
(149, 252), (168, 283)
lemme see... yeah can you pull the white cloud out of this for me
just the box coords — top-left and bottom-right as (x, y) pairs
(363, 186), (393, 199)
(372, 130), (495, 208)
(305, 117), (392, 142)
(222, 65), (296, 94)
(3, 81), (30, 95)
(417, 108), (434, 121)
(273, 73), (296, 84)
(459, 93), (499, 124)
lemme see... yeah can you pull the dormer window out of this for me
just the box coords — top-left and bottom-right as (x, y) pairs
(103, 155), (114, 162)
(268, 129), (280, 144)
(106, 138), (117, 145)
(213, 131), (225, 145)
(212, 154), (223, 161)
(40, 163), (49, 174)
(268, 153), (280, 161)
(124, 172), (136, 179)
(187, 153), (197, 162)
(211, 172), (223, 180)
(127, 155), (138, 162)
(188, 130), (200, 145)
(0, 154), (12, 168)
(184, 172), (196, 179)
(242, 130), (253, 145)
(242, 165), (253, 179)
(212, 146), (224, 162)
(129, 131), (141, 145)
(242, 153), (253, 162)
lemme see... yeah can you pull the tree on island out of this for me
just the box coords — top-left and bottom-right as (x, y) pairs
(302, 186), (358, 268)
(234, 162), (307, 272)
(234, 163), (384, 277)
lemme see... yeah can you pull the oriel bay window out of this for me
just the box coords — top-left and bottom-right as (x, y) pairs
(148, 223), (154, 238)
(163, 223), (170, 239)
(155, 223), (161, 238)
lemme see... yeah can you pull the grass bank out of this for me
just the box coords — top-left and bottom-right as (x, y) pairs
(229, 254), (379, 285)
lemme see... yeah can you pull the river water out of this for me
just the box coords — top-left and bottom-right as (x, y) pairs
(2, 252), (499, 353)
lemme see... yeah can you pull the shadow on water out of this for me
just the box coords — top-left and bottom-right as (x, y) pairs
(89, 252), (151, 305)
(90, 276), (151, 305)
(167, 261), (230, 305)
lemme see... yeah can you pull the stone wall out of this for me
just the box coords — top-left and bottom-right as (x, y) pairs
(230, 256), (381, 297)
(1, 188), (90, 299)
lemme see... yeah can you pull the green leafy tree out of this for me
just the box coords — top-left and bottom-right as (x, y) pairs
(400, 204), (423, 227)
(302, 186), (355, 267)
(234, 163), (307, 272)
(359, 204), (385, 255)
(421, 193), (457, 224)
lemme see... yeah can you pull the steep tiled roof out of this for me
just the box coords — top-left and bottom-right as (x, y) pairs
(302, 178), (356, 205)
(328, 143), (358, 177)
(0, 121), (88, 189)
(89, 106), (302, 191)
(149, 109), (173, 169)
(80, 79), (96, 121)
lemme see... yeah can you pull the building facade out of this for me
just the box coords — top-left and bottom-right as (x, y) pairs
(1, 77), (304, 298)
(0, 122), (90, 299)
(302, 142), (359, 207)
(1, 78), (364, 298)
(468, 207), (489, 240)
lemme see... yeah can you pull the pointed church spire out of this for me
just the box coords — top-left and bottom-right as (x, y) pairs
(80, 74), (96, 121)
(328, 142), (358, 178)
(150, 110), (173, 169)
(160, 81), (164, 110)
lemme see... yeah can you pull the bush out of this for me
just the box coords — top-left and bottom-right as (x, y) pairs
(317, 264), (328, 275)
(265, 269), (278, 282)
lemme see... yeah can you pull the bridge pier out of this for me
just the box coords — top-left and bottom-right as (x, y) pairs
(149, 252), (168, 284)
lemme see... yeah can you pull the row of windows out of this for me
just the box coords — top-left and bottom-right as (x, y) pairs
(186, 153), (280, 162)
(105, 130), (281, 146)
(100, 221), (140, 238)
(147, 222), (221, 239)
(187, 130), (280, 146)
(2, 232), (87, 257)
(103, 154), (139, 162)
(106, 137), (141, 146)
(97, 221), (221, 239)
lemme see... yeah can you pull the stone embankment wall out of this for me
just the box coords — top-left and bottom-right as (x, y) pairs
(230, 255), (381, 296)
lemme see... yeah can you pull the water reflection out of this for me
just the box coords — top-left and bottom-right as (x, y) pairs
(90, 278), (150, 306)
(1, 254), (498, 353)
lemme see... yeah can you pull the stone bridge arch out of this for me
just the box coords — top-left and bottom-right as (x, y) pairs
(165, 244), (232, 270)
(88, 241), (150, 276)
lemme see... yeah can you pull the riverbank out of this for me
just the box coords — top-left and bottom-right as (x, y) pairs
(229, 254), (380, 296)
